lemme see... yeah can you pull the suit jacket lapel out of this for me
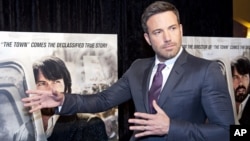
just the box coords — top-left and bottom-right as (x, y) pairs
(142, 58), (155, 113)
(158, 49), (188, 107)
(239, 97), (250, 125)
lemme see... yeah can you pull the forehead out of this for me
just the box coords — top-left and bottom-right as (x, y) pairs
(146, 11), (178, 28)
(37, 69), (46, 79)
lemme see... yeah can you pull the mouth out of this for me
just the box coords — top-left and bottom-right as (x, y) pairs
(162, 44), (175, 50)
(236, 88), (246, 95)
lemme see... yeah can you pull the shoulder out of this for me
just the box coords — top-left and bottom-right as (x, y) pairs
(178, 49), (222, 76)
(128, 57), (154, 70)
(131, 57), (154, 65)
(184, 49), (218, 67)
(122, 57), (154, 76)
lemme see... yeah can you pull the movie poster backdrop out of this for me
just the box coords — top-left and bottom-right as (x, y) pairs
(0, 31), (250, 140)
(0, 31), (118, 141)
(183, 36), (250, 124)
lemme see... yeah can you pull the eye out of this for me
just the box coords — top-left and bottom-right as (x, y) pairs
(243, 74), (249, 80)
(233, 75), (240, 79)
(233, 74), (249, 81)
(37, 81), (46, 86)
(153, 30), (162, 35)
(54, 80), (62, 84)
(170, 26), (176, 31)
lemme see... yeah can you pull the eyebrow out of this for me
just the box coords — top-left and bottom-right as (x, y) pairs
(151, 24), (178, 32)
(168, 24), (178, 29)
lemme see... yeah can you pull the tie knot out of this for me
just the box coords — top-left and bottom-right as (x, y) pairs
(157, 63), (166, 72)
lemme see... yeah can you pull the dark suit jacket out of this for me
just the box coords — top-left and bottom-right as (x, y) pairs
(59, 49), (235, 141)
(239, 96), (250, 125)
(48, 115), (108, 141)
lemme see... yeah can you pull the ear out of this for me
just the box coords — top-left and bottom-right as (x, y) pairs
(144, 33), (151, 46)
(180, 24), (183, 36)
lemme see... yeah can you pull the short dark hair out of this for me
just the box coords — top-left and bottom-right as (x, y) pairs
(231, 56), (250, 76)
(141, 1), (180, 33)
(33, 56), (72, 93)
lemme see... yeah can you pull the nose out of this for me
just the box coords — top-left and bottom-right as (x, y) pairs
(238, 76), (245, 83)
(163, 31), (171, 42)
(239, 82), (243, 86)
(45, 81), (55, 90)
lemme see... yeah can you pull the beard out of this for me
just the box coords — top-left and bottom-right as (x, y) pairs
(157, 46), (179, 61)
(235, 85), (249, 103)
(41, 108), (55, 116)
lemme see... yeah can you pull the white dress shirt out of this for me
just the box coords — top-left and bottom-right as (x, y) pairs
(237, 94), (250, 121)
(45, 115), (60, 138)
(149, 47), (183, 92)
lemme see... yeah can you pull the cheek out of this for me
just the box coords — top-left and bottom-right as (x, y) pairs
(242, 78), (249, 84)
(244, 81), (250, 88)
(151, 39), (164, 49)
(54, 84), (65, 92)
(233, 81), (238, 89)
(37, 86), (49, 90)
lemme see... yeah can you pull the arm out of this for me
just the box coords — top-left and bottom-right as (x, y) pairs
(23, 75), (132, 115)
(59, 75), (132, 115)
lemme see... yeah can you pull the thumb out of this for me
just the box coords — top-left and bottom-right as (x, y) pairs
(152, 100), (164, 114)
(51, 89), (65, 106)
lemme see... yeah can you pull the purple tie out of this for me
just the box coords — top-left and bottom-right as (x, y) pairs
(148, 63), (166, 114)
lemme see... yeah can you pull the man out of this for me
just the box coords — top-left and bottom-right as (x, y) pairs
(33, 56), (72, 138)
(23, 1), (234, 141)
(20, 56), (108, 141)
(231, 56), (250, 125)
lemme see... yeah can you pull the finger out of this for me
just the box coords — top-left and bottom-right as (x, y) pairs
(51, 90), (63, 100)
(51, 89), (59, 96)
(130, 125), (155, 131)
(23, 100), (40, 107)
(26, 89), (51, 95)
(134, 130), (152, 138)
(128, 118), (148, 125)
(152, 100), (164, 114)
(133, 112), (154, 120)
(22, 95), (40, 102)
(29, 105), (43, 113)
(129, 125), (146, 131)
(22, 97), (32, 102)
(22, 95), (41, 106)
(26, 90), (40, 95)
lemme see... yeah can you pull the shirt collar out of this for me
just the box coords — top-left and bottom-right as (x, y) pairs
(241, 94), (250, 108)
(45, 115), (60, 138)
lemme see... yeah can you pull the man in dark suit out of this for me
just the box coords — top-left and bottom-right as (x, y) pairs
(231, 56), (250, 125)
(23, 1), (234, 141)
